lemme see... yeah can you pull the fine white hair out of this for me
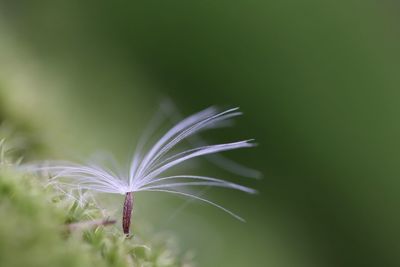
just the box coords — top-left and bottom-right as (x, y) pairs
(25, 106), (258, 221)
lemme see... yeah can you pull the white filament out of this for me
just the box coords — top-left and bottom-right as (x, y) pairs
(24, 106), (258, 221)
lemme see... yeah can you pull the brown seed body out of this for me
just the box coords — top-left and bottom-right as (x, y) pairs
(122, 192), (134, 235)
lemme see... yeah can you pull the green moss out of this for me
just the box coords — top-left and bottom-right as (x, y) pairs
(0, 170), (95, 267)
(0, 169), (193, 267)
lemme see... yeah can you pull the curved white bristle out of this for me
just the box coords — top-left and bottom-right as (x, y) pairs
(143, 189), (246, 222)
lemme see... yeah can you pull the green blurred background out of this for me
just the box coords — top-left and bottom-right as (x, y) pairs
(1, 1), (400, 266)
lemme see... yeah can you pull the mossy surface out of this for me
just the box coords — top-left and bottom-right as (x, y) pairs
(0, 167), (193, 267)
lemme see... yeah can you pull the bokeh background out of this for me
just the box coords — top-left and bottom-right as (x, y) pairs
(1, 1), (400, 266)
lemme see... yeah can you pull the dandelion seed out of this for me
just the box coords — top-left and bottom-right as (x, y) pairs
(25, 106), (258, 236)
